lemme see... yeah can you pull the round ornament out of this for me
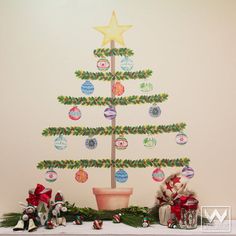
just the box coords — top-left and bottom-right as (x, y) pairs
(104, 107), (116, 120)
(112, 214), (121, 223)
(149, 105), (161, 117)
(152, 168), (165, 182)
(81, 80), (94, 95)
(93, 220), (103, 230)
(115, 136), (128, 150)
(54, 135), (67, 150)
(75, 169), (88, 183)
(176, 132), (188, 145)
(143, 137), (157, 148)
(182, 166), (194, 179)
(97, 58), (110, 71)
(139, 82), (153, 93)
(115, 169), (128, 183)
(85, 137), (97, 150)
(68, 106), (81, 120)
(120, 57), (133, 72)
(45, 169), (58, 183)
(112, 81), (125, 96)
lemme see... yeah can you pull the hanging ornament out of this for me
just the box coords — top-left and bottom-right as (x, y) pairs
(104, 107), (116, 120)
(176, 132), (188, 145)
(97, 58), (110, 71)
(81, 80), (94, 95)
(75, 169), (88, 183)
(85, 137), (98, 150)
(112, 81), (125, 96)
(54, 135), (67, 150)
(149, 104), (161, 117)
(182, 166), (194, 179)
(68, 106), (81, 120)
(120, 57), (133, 71)
(152, 168), (165, 182)
(93, 220), (103, 230)
(45, 169), (58, 183)
(115, 135), (128, 150)
(115, 169), (128, 183)
(143, 136), (157, 148)
(139, 82), (153, 93)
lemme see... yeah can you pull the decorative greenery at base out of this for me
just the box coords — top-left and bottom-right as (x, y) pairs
(57, 94), (168, 106)
(37, 158), (190, 169)
(75, 70), (152, 81)
(0, 203), (208, 228)
(93, 48), (134, 57)
(42, 123), (186, 136)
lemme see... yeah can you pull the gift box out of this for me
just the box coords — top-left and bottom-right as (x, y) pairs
(26, 184), (52, 226)
(171, 196), (198, 229)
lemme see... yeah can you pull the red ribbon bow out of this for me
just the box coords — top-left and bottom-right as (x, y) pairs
(26, 184), (52, 207)
(171, 195), (198, 220)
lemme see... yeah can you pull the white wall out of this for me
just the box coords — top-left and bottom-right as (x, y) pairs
(0, 0), (236, 219)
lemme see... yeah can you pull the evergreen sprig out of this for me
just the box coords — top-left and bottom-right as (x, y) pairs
(93, 48), (134, 57)
(42, 123), (186, 136)
(57, 94), (168, 106)
(37, 158), (190, 169)
(75, 70), (152, 81)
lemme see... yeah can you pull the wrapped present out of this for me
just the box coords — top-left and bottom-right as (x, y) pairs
(159, 204), (171, 226)
(171, 196), (198, 229)
(27, 184), (52, 226)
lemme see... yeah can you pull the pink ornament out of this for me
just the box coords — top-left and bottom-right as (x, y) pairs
(152, 168), (165, 182)
(68, 106), (81, 120)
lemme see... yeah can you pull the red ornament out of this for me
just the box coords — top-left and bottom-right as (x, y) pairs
(68, 106), (81, 120)
(112, 82), (125, 96)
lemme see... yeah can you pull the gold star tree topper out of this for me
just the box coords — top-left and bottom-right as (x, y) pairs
(94, 11), (132, 46)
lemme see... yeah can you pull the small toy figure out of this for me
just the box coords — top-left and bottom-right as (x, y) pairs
(13, 203), (40, 232)
(142, 217), (150, 227)
(49, 191), (67, 227)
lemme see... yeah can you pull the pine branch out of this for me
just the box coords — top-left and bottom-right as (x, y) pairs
(75, 70), (152, 81)
(57, 94), (168, 106)
(37, 158), (190, 169)
(42, 123), (186, 136)
(93, 48), (134, 57)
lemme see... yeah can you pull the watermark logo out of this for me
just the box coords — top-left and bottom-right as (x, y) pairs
(201, 206), (231, 232)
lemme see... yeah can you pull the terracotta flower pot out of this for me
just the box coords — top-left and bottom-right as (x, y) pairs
(93, 187), (133, 210)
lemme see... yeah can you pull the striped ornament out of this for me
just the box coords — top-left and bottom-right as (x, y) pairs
(112, 214), (121, 223)
(81, 80), (94, 95)
(182, 166), (194, 179)
(93, 220), (103, 230)
(115, 169), (128, 183)
(104, 107), (116, 120)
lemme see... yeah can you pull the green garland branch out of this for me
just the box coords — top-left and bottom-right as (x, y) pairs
(93, 48), (134, 57)
(75, 70), (152, 81)
(42, 123), (186, 136)
(57, 94), (168, 106)
(37, 158), (190, 169)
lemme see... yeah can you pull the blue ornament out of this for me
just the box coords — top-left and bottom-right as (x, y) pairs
(115, 169), (128, 183)
(149, 105), (161, 117)
(120, 57), (133, 72)
(81, 80), (94, 95)
(85, 137), (97, 150)
(54, 135), (67, 150)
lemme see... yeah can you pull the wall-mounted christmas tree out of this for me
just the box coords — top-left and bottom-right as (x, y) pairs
(37, 11), (190, 210)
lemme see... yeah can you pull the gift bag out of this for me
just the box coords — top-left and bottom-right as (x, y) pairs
(159, 204), (171, 225)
